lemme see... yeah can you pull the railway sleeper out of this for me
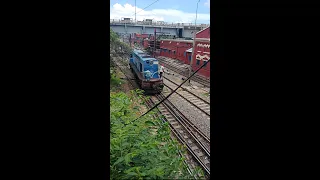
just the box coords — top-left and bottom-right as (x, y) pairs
(203, 159), (210, 165)
(166, 118), (174, 122)
(186, 98), (200, 102)
(201, 109), (211, 114)
(194, 105), (208, 110)
(171, 121), (179, 126)
(201, 106), (210, 110)
(191, 146), (199, 151)
(197, 137), (204, 142)
(194, 101), (208, 105)
(196, 103), (209, 107)
(183, 96), (198, 100)
(192, 101), (205, 105)
(196, 152), (205, 158)
(188, 98), (203, 103)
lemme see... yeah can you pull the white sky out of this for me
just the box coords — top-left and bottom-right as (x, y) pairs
(110, 2), (210, 24)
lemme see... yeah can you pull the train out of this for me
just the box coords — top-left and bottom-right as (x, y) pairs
(129, 49), (164, 93)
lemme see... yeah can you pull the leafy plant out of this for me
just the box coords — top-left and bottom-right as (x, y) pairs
(110, 73), (123, 90)
(110, 91), (194, 179)
(110, 28), (132, 57)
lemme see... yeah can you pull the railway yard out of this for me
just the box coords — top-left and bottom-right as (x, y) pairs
(157, 56), (210, 88)
(111, 50), (211, 178)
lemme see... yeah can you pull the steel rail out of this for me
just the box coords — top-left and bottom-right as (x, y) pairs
(157, 93), (210, 147)
(158, 58), (210, 87)
(154, 94), (210, 175)
(163, 84), (210, 117)
(163, 76), (210, 105)
(145, 98), (197, 179)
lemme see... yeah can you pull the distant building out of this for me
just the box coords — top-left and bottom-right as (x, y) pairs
(160, 39), (193, 65)
(158, 26), (210, 78)
(191, 26), (210, 78)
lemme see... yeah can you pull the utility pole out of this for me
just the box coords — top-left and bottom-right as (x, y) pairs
(135, 0), (136, 23)
(188, 0), (200, 85)
(153, 28), (156, 57)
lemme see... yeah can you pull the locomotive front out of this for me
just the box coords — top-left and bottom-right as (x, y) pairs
(141, 58), (164, 93)
(129, 50), (164, 94)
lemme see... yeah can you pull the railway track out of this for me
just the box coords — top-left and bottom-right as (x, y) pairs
(157, 56), (210, 88)
(111, 54), (210, 178)
(163, 76), (210, 117)
(149, 93), (210, 176)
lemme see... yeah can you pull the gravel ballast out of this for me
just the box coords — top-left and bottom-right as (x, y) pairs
(163, 87), (210, 138)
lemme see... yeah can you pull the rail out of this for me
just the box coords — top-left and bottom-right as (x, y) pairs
(153, 93), (211, 175)
(164, 76), (210, 105)
(163, 84), (210, 117)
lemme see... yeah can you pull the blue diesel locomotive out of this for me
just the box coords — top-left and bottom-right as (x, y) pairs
(129, 49), (164, 93)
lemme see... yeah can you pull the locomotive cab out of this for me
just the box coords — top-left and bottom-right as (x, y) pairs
(129, 49), (164, 93)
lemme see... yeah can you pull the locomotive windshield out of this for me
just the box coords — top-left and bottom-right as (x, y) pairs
(146, 60), (154, 65)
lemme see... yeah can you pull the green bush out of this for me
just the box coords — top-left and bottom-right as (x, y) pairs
(110, 73), (123, 89)
(110, 91), (193, 179)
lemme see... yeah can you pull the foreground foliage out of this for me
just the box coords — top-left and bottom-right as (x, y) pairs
(110, 91), (195, 179)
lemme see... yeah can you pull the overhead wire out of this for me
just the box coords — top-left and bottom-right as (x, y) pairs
(132, 0), (160, 16)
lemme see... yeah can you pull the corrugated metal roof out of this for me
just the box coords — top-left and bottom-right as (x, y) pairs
(196, 26), (210, 35)
(186, 48), (192, 52)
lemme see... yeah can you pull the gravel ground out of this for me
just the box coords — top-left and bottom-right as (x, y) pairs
(163, 87), (211, 138)
(163, 69), (210, 102)
(161, 63), (211, 138)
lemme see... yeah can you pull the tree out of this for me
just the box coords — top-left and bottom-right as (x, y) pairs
(110, 28), (133, 80)
(110, 28), (132, 56)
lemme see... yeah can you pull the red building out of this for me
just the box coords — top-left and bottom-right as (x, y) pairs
(130, 33), (150, 47)
(159, 39), (193, 64)
(143, 39), (149, 49)
(134, 33), (149, 39)
(191, 26), (210, 78)
(158, 26), (210, 78)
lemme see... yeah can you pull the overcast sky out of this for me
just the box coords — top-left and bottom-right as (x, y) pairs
(110, 0), (210, 24)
